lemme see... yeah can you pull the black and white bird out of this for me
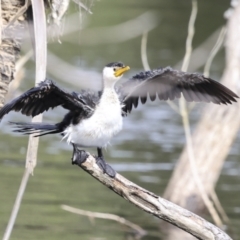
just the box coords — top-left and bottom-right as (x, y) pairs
(0, 62), (238, 177)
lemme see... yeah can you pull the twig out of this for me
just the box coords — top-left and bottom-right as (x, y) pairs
(174, 27), (224, 72)
(140, 30), (180, 114)
(182, 26), (226, 113)
(61, 205), (146, 237)
(181, 0), (197, 72)
(210, 190), (229, 223)
(15, 50), (33, 73)
(3, 0), (31, 32)
(2, 2), (47, 240)
(180, 0), (222, 226)
(204, 27), (226, 77)
(2, 170), (30, 240)
(72, 152), (232, 240)
(72, 0), (93, 14)
(203, 26), (229, 223)
(141, 31), (150, 71)
(47, 50), (101, 90)
(8, 50), (33, 94)
(64, 11), (159, 45)
(166, 100), (180, 114)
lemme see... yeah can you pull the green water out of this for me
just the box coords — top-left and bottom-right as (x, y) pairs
(1, 1), (240, 240)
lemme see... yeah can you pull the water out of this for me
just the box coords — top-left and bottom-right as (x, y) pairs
(1, 1), (240, 239)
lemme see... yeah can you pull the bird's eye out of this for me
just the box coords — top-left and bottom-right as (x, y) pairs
(113, 68), (116, 72)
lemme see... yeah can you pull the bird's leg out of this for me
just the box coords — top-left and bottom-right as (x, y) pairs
(71, 144), (89, 165)
(71, 144), (116, 178)
(96, 148), (116, 178)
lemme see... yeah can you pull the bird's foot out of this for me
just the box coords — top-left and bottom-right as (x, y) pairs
(71, 145), (89, 165)
(96, 156), (116, 178)
(71, 144), (116, 178)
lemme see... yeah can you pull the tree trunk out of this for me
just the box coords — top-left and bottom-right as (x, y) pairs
(0, 0), (24, 107)
(163, 4), (240, 239)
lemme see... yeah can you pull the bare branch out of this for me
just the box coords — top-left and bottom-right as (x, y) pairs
(140, 30), (180, 114)
(204, 27), (226, 77)
(63, 11), (159, 45)
(179, 0), (222, 226)
(141, 31), (150, 71)
(2, 170), (30, 240)
(202, 27), (229, 223)
(47, 50), (101, 90)
(72, 153), (232, 240)
(181, 27), (226, 113)
(72, 0), (93, 14)
(181, 0), (197, 72)
(174, 28), (223, 72)
(61, 205), (146, 237)
(210, 190), (229, 223)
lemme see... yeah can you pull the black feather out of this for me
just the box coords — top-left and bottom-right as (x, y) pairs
(141, 96), (147, 104)
(119, 67), (238, 115)
(0, 78), (96, 121)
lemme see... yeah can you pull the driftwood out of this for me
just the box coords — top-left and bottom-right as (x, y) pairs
(72, 150), (232, 240)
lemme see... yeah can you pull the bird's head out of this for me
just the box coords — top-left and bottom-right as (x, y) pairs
(103, 62), (130, 87)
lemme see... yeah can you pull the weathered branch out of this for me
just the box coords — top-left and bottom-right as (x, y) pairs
(72, 151), (232, 240)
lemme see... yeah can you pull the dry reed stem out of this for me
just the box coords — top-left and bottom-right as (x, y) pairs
(2, 2), (47, 240)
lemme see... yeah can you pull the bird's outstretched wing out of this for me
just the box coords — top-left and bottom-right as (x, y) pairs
(0, 79), (96, 121)
(119, 67), (239, 114)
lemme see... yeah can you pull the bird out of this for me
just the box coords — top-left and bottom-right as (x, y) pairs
(0, 62), (238, 177)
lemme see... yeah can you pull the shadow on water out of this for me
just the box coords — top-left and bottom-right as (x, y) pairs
(0, 1), (240, 239)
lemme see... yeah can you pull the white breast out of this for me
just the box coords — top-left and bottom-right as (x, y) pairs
(63, 88), (123, 148)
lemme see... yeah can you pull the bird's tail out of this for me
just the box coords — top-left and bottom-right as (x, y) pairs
(9, 121), (62, 137)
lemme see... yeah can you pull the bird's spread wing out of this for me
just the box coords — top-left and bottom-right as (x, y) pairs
(119, 67), (239, 114)
(0, 79), (97, 121)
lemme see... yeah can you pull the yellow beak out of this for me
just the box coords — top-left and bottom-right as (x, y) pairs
(114, 66), (130, 77)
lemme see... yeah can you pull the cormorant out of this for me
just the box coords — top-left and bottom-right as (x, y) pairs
(0, 62), (238, 177)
